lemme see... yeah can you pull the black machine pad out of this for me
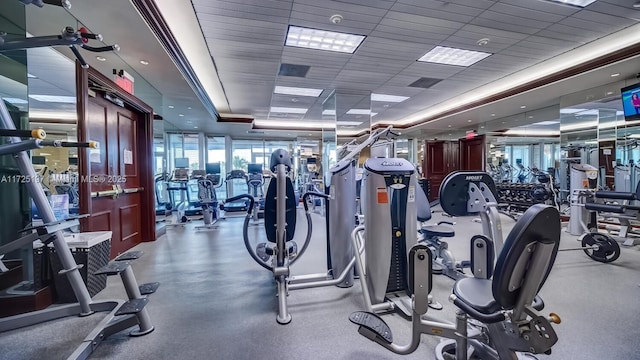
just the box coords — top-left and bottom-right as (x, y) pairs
(115, 297), (149, 316)
(585, 203), (625, 213)
(115, 251), (144, 261)
(439, 171), (498, 217)
(349, 311), (393, 344)
(264, 176), (297, 243)
(420, 224), (455, 238)
(492, 204), (560, 310)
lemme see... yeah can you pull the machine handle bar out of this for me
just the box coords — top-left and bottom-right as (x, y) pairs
(302, 191), (329, 212)
(225, 194), (255, 215)
(0, 129), (46, 139)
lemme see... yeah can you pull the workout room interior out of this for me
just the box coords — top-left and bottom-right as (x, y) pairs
(1, 0), (640, 359)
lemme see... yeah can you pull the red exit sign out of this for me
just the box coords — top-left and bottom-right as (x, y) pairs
(115, 76), (134, 94)
(114, 70), (135, 95)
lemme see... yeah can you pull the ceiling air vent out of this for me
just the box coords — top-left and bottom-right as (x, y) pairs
(247, 130), (265, 134)
(409, 77), (442, 89)
(279, 63), (310, 78)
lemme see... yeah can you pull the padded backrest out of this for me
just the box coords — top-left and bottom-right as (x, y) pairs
(264, 175), (297, 243)
(415, 184), (432, 222)
(492, 204), (561, 309)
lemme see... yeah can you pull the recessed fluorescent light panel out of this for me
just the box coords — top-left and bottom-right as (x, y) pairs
(29, 95), (76, 103)
(322, 109), (336, 116)
(371, 93), (409, 103)
(544, 0), (597, 7)
(285, 26), (365, 54)
(270, 106), (308, 114)
(418, 46), (491, 67)
(346, 109), (377, 116)
(274, 86), (323, 97)
(337, 121), (363, 126)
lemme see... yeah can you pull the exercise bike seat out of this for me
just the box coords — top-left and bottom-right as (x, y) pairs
(420, 224), (455, 238)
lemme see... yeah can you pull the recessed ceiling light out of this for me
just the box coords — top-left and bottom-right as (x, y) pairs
(274, 85), (323, 97)
(480, 125), (485, 128)
(491, 113), (495, 116)
(448, 125), (452, 127)
(140, 60), (149, 65)
(346, 109), (378, 116)
(96, 56), (106, 62)
(179, 114), (184, 117)
(418, 46), (491, 67)
(291, 98), (298, 103)
(371, 93), (409, 103)
(28, 95), (76, 103)
(285, 25), (365, 54)
(544, 0), (597, 7)
(520, 105), (526, 109)
(187, 106), (192, 110)
(606, 91), (613, 95)
(467, 119), (472, 122)
(168, 105), (174, 109)
(194, 126), (198, 129)
(270, 106), (308, 114)
(71, 127), (76, 130)
(528, 116), (534, 118)
(322, 109), (336, 116)
(611, 73), (620, 77)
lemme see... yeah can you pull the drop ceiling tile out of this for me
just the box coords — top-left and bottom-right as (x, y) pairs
(498, 0), (580, 16)
(477, 10), (553, 31)
(490, 2), (566, 22)
(587, 1), (640, 20)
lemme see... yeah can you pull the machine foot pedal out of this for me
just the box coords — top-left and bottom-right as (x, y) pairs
(115, 251), (144, 261)
(139, 282), (160, 295)
(115, 297), (149, 316)
(256, 243), (270, 262)
(349, 311), (393, 344)
(94, 261), (130, 276)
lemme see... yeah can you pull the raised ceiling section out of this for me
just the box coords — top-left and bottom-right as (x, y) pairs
(191, 0), (640, 129)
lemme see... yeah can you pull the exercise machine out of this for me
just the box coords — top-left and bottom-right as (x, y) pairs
(0, 97), (158, 359)
(165, 159), (191, 225)
(221, 169), (249, 212)
(232, 127), (399, 324)
(419, 171), (502, 281)
(246, 163), (265, 223)
(350, 204), (562, 360)
(154, 172), (170, 216)
(195, 163), (223, 230)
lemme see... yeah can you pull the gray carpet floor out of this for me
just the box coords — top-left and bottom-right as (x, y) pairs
(1, 207), (640, 360)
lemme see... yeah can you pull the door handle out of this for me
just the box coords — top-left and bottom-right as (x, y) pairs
(91, 185), (121, 199)
(122, 187), (144, 194)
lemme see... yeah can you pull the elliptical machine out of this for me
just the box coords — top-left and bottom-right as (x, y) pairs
(195, 163), (223, 230)
(246, 163), (265, 223)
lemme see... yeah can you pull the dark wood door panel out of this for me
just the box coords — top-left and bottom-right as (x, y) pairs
(459, 136), (485, 171)
(117, 111), (139, 185)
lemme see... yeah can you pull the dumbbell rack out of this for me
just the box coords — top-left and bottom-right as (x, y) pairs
(0, 97), (158, 360)
(496, 182), (553, 213)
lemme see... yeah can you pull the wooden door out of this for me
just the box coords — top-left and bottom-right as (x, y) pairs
(77, 64), (155, 259)
(424, 140), (462, 201)
(459, 135), (485, 171)
(598, 140), (615, 189)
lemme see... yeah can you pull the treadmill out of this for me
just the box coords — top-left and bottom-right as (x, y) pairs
(221, 169), (250, 212)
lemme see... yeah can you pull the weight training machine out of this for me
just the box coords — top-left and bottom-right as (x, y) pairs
(419, 171), (502, 281)
(0, 97), (157, 359)
(246, 163), (265, 224)
(350, 204), (563, 360)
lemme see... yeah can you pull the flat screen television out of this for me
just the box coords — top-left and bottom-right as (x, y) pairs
(174, 157), (189, 168)
(205, 162), (221, 174)
(68, 157), (78, 166)
(32, 155), (46, 165)
(247, 163), (262, 174)
(620, 82), (640, 120)
(306, 157), (317, 164)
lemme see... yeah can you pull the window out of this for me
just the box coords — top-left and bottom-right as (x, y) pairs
(206, 136), (226, 199)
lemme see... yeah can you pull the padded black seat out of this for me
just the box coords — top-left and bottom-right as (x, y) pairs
(452, 204), (560, 323)
(585, 203), (625, 213)
(420, 224), (455, 238)
(453, 278), (499, 314)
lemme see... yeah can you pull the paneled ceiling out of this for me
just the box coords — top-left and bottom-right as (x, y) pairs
(6, 0), (640, 140)
(191, 0), (640, 130)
